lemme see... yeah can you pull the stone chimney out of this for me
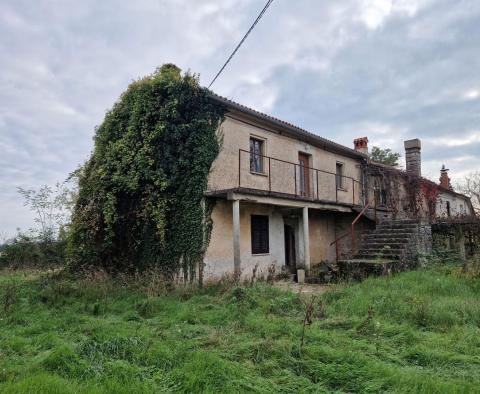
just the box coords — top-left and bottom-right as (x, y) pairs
(404, 138), (421, 177)
(353, 137), (369, 155)
(439, 164), (451, 189)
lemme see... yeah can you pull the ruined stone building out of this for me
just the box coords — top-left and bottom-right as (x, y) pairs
(202, 94), (476, 280)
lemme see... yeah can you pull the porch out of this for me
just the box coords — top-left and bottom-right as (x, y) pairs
(203, 191), (369, 280)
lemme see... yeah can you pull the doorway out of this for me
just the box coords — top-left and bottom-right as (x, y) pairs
(298, 152), (310, 197)
(284, 224), (296, 273)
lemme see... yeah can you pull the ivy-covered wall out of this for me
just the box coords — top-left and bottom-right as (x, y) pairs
(68, 65), (225, 277)
(366, 164), (440, 220)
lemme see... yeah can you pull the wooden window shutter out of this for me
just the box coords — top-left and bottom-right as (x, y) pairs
(251, 215), (269, 254)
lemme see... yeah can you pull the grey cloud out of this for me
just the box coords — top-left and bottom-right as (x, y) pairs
(1, 0), (479, 236)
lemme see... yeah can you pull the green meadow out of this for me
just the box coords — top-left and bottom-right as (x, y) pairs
(1, 263), (479, 393)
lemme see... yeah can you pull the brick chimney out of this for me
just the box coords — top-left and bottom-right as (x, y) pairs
(353, 137), (369, 155)
(404, 138), (421, 177)
(439, 164), (451, 189)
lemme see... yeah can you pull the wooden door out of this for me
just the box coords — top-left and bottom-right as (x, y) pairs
(284, 224), (296, 273)
(298, 153), (310, 197)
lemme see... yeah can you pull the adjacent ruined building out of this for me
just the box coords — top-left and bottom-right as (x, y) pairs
(202, 94), (477, 280)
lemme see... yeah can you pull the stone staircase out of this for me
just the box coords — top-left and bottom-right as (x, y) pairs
(338, 219), (431, 280)
(355, 219), (420, 260)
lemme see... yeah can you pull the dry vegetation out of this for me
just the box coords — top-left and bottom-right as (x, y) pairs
(1, 260), (480, 393)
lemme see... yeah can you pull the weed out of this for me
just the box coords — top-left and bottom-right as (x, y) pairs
(1, 264), (479, 393)
(266, 263), (276, 284)
(2, 279), (18, 314)
(300, 295), (316, 349)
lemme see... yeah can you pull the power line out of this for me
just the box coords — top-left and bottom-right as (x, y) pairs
(208, 0), (275, 88)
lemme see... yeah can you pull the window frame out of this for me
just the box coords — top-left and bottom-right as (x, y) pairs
(336, 161), (345, 190)
(249, 136), (266, 175)
(251, 214), (269, 255)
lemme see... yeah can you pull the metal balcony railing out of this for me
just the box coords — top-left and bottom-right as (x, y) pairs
(238, 149), (362, 205)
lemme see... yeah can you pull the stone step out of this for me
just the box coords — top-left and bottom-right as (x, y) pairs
(363, 234), (413, 242)
(356, 254), (401, 261)
(376, 224), (419, 230)
(338, 258), (417, 280)
(362, 239), (408, 249)
(356, 249), (403, 258)
(366, 229), (416, 236)
(357, 248), (404, 255)
(381, 219), (419, 224)
(364, 232), (415, 240)
(358, 246), (404, 253)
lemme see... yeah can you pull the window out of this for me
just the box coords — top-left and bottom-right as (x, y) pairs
(250, 137), (264, 173)
(336, 162), (344, 189)
(374, 179), (387, 206)
(379, 189), (387, 206)
(251, 215), (269, 254)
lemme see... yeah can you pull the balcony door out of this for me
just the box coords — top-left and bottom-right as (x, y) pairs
(298, 152), (310, 197)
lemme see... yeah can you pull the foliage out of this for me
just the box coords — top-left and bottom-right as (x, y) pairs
(368, 164), (440, 219)
(457, 171), (480, 215)
(0, 232), (67, 270)
(404, 176), (439, 220)
(17, 183), (73, 242)
(68, 64), (225, 277)
(0, 183), (73, 270)
(370, 146), (401, 167)
(1, 264), (480, 393)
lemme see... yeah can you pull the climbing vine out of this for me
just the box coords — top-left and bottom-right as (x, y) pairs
(68, 64), (225, 278)
(367, 164), (439, 220)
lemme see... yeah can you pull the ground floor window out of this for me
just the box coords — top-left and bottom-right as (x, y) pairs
(251, 215), (269, 254)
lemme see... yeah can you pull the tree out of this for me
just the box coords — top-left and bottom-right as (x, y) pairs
(457, 171), (480, 215)
(370, 146), (401, 167)
(68, 65), (225, 276)
(0, 183), (75, 269)
(17, 182), (74, 242)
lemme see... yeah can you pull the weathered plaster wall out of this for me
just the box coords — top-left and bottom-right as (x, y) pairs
(208, 116), (362, 205)
(436, 191), (471, 218)
(204, 200), (345, 279)
(204, 200), (285, 280)
(309, 211), (337, 263)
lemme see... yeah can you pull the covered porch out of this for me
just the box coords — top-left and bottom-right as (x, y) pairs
(204, 189), (359, 280)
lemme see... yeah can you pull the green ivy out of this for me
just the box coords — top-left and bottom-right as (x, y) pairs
(68, 64), (225, 277)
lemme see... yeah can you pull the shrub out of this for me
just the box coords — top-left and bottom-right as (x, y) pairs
(0, 233), (66, 270)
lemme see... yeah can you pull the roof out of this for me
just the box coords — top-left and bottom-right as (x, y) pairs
(209, 93), (368, 160)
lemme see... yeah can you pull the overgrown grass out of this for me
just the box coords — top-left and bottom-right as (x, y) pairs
(1, 264), (479, 393)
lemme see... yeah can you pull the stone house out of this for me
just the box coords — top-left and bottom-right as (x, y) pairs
(202, 94), (475, 280)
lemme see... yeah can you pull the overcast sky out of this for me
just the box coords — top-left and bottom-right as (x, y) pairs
(1, 0), (479, 238)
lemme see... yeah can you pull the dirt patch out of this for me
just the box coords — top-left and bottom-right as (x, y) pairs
(274, 280), (330, 296)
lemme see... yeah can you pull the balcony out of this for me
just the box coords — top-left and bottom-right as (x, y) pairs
(237, 149), (362, 206)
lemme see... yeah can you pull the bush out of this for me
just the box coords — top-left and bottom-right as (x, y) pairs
(0, 233), (66, 270)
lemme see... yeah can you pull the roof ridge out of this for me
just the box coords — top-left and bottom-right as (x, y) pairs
(208, 92), (367, 159)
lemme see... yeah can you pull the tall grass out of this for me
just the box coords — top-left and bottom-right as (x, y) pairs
(0, 264), (479, 393)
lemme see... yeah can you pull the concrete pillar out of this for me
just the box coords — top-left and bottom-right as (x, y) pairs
(302, 206), (310, 271)
(232, 200), (241, 276)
